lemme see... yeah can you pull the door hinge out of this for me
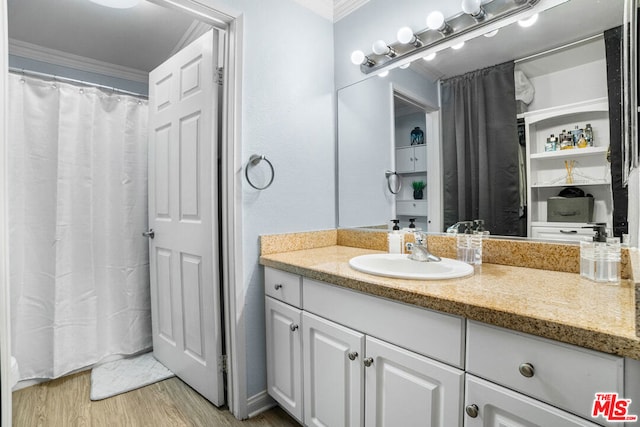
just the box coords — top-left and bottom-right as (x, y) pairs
(216, 67), (224, 86)
(219, 354), (228, 373)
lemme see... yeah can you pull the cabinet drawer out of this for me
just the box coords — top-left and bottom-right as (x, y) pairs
(531, 225), (597, 242)
(466, 321), (623, 423)
(396, 200), (427, 216)
(265, 267), (302, 308)
(465, 375), (601, 427)
(303, 278), (465, 368)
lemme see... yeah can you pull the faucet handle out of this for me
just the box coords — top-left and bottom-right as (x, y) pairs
(413, 231), (427, 245)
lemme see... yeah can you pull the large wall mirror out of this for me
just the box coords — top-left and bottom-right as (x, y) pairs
(337, 0), (638, 243)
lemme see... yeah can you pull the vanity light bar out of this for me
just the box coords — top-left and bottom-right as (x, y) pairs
(358, 0), (561, 75)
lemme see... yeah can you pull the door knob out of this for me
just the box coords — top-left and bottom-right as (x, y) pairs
(465, 404), (479, 418)
(519, 362), (535, 378)
(142, 229), (155, 239)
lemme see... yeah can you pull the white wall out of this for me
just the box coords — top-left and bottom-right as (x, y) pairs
(217, 0), (336, 398)
(525, 59), (607, 112)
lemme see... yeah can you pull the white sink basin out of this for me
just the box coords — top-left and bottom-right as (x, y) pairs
(349, 254), (474, 280)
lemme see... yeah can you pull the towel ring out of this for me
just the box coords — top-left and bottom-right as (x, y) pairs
(245, 154), (275, 190)
(385, 170), (401, 194)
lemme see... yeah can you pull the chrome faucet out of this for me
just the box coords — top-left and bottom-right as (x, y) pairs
(408, 232), (441, 262)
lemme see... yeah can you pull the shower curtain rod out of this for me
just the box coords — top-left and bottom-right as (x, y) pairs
(8, 67), (148, 99)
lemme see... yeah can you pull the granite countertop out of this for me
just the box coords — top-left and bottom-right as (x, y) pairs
(260, 245), (640, 360)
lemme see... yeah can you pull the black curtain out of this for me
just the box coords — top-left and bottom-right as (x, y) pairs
(441, 61), (520, 236)
(604, 25), (629, 238)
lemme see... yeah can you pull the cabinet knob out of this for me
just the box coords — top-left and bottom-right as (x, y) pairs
(348, 351), (358, 361)
(289, 324), (299, 332)
(518, 362), (535, 378)
(465, 404), (479, 418)
(274, 284), (283, 290)
(363, 357), (374, 367)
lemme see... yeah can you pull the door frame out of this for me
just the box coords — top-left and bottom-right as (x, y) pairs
(0, 0), (248, 423)
(0, 1), (11, 425)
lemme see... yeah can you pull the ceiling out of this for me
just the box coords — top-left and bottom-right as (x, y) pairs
(7, 0), (369, 79)
(7, 0), (201, 76)
(6, 0), (625, 83)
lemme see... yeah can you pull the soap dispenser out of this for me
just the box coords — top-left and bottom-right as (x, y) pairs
(580, 223), (620, 283)
(388, 219), (404, 254)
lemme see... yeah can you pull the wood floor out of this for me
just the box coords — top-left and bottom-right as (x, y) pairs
(12, 371), (300, 427)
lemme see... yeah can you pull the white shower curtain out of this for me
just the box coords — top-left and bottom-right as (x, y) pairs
(8, 73), (151, 380)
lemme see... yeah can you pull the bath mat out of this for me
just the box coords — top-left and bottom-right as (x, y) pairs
(90, 352), (175, 400)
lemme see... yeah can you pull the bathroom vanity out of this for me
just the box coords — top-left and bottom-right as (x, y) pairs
(260, 230), (640, 427)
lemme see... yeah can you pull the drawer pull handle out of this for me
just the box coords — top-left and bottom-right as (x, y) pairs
(559, 230), (578, 234)
(348, 352), (358, 361)
(465, 404), (479, 418)
(519, 362), (535, 378)
(274, 284), (283, 290)
(363, 357), (374, 367)
(289, 324), (299, 332)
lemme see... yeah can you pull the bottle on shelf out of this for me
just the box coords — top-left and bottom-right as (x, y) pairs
(584, 123), (593, 147)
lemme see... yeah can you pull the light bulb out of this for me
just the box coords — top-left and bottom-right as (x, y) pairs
(461, 0), (482, 15)
(399, 63), (411, 69)
(483, 29), (499, 38)
(372, 40), (390, 55)
(351, 50), (366, 65)
(378, 70), (390, 78)
(423, 52), (436, 61)
(518, 13), (539, 28)
(426, 11), (445, 31)
(452, 41), (465, 50)
(397, 27), (415, 44)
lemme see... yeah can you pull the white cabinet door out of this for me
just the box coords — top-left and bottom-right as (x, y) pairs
(265, 297), (303, 422)
(364, 336), (464, 427)
(465, 375), (601, 427)
(396, 147), (415, 173)
(413, 145), (427, 172)
(303, 312), (365, 427)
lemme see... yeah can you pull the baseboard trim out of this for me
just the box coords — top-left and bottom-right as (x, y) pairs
(246, 390), (276, 418)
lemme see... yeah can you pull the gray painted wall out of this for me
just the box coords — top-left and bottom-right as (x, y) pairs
(217, 0), (336, 397)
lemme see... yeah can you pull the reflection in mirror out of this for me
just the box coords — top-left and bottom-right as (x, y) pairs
(336, 0), (632, 243)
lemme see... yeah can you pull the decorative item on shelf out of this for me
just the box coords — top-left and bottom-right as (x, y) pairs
(584, 123), (593, 146)
(564, 160), (575, 184)
(545, 134), (558, 152)
(412, 180), (426, 199)
(410, 126), (424, 145)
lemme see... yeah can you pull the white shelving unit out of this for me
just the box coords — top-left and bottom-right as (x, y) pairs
(523, 98), (613, 238)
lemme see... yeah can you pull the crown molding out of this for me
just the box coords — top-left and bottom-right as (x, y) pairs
(8, 38), (148, 83)
(292, 0), (333, 21)
(334, 0), (369, 22)
(170, 20), (212, 57)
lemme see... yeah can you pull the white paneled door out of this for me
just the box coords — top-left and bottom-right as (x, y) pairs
(147, 29), (224, 406)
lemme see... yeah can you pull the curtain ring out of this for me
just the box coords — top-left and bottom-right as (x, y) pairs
(245, 154), (274, 190)
(385, 170), (402, 194)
